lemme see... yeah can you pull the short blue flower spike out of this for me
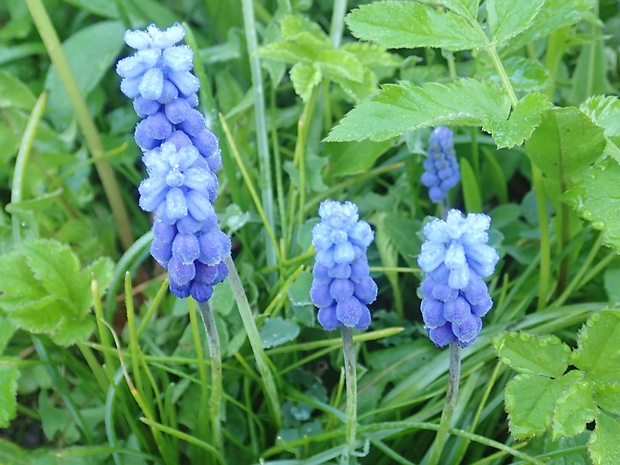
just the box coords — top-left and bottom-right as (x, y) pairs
(421, 126), (460, 203)
(118, 24), (230, 302)
(417, 209), (499, 347)
(311, 200), (377, 331)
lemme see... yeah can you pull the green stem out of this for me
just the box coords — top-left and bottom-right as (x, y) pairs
(197, 301), (224, 453)
(241, 0), (277, 270)
(341, 327), (358, 464)
(224, 255), (282, 428)
(25, 0), (134, 251)
(428, 342), (461, 465)
(485, 43), (518, 107)
(329, 0), (348, 49)
(11, 92), (47, 243)
(532, 165), (551, 310)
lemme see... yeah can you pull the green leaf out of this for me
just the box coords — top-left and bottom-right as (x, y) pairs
(494, 331), (571, 378)
(83, 256), (114, 296)
(20, 239), (91, 318)
(0, 365), (19, 428)
(62, 0), (119, 18)
(7, 296), (65, 333)
(280, 14), (330, 47)
(594, 383), (620, 416)
(482, 148), (509, 203)
(603, 268), (620, 302)
(346, 1), (486, 51)
(551, 379), (598, 439)
(571, 310), (620, 383)
(259, 317), (300, 349)
(381, 215), (422, 269)
(525, 107), (606, 183)
(580, 95), (620, 160)
(340, 42), (402, 68)
(484, 92), (551, 148)
(325, 140), (391, 177)
(326, 79), (510, 142)
(487, 0), (542, 45)
(290, 63), (321, 102)
(256, 41), (317, 63)
(0, 69), (35, 110)
(0, 252), (47, 312)
(317, 49), (364, 83)
(329, 67), (377, 102)
(288, 271), (313, 307)
(503, 0), (594, 53)
(0, 315), (15, 356)
(505, 370), (582, 439)
(460, 158), (482, 213)
(589, 412), (620, 465)
(441, 0), (479, 19)
(44, 21), (126, 129)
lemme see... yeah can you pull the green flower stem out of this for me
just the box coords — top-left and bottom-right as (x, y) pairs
(197, 301), (224, 453)
(484, 43), (518, 107)
(428, 342), (461, 465)
(241, 0), (277, 270)
(341, 327), (358, 463)
(11, 92), (47, 243)
(25, 0), (134, 251)
(224, 255), (282, 428)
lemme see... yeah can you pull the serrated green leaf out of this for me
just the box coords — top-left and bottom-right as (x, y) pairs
(8, 296), (65, 333)
(340, 42), (402, 68)
(441, 0), (479, 19)
(565, 158), (620, 250)
(280, 15), (330, 47)
(504, 0), (593, 53)
(484, 92), (551, 148)
(526, 107), (606, 183)
(325, 140), (391, 177)
(259, 317), (300, 349)
(51, 318), (95, 347)
(346, 1), (486, 51)
(506, 371), (582, 439)
(0, 251), (47, 312)
(580, 95), (620, 160)
(494, 331), (571, 378)
(552, 380), (598, 439)
(0, 315), (15, 356)
(329, 67), (377, 102)
(20, 240), (91, 318)
(487, 0), (542, 45)
(571, 310), (620, 383)
(317, 49), (365, 83)
(594, 383), (620, 416)
(44, 21), (125, 129)
(0, 365), (19, 428)
(290, 63), (321, 102)
(460, 158), (482, 213)
(589, 412), (620, 465)
(255, 42), (317, 63)
(0, 69), (35, 110)
(83, 256), (114, 296)
(326, 79), (510, 142)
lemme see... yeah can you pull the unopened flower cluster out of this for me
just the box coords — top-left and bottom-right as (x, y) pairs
(310, 201), (377, 331)
(421, 126), (460, 202)
(418, 210), (499, 347)
(117, 24), (230, 302)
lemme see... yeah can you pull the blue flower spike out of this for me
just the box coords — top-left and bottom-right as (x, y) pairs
(418, 209), (499, 348)
(311, 200), (378, 331)
(421, 126), (460, 203)
(117, 24), (230, 302)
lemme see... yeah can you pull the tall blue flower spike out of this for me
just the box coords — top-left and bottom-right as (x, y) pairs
(310, 200), (378, 331)
(117, 24), (230, 302)
(417, 209), (499, 347)
(421, 126), (460, 203)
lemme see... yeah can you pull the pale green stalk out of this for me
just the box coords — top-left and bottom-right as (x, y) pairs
(224, 255), (282, 428)
(341, 327), (358, 464)
(197, 301), (224, 452)
(427, 342), (461, 465)
(25, 0), (134, 250)
(329, 0), (348, 48)
(241, 0), (277, 270)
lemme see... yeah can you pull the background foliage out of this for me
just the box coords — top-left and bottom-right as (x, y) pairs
(1, 0), (620, 464)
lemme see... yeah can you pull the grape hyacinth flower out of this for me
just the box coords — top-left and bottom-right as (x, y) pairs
(421, 126), (460, 202)
(310, 200), (378, 331)
(117, 24), (230, 302)
(418, 209), (499, 348)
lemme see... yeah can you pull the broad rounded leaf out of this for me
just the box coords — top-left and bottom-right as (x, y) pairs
(589, 412), (620, 465)
(259, 317), (300, 349)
